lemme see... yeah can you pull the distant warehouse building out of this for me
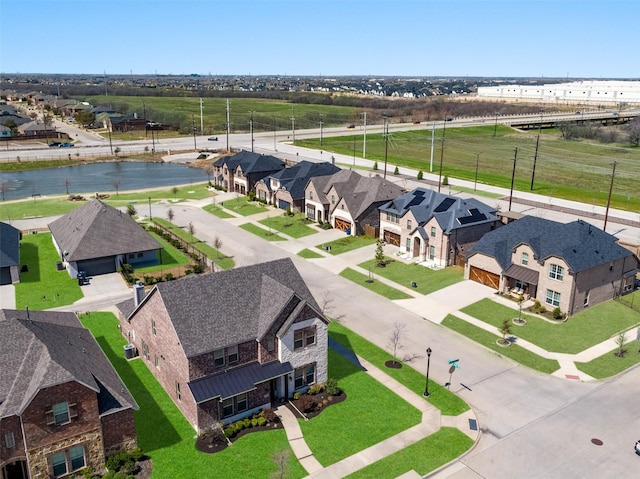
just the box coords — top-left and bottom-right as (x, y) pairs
(477, 80), (640, 105)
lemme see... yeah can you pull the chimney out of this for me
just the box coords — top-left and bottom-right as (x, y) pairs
(133, 281), (145, 307)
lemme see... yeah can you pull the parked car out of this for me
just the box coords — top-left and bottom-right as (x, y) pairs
(635, 439), (640, 455)
(59, 142), (74, 147)
(49, 141), (61, 147)
(347, 124), (355, 129)
(207, 136), (218, 141)
(413, 120), (421, 124)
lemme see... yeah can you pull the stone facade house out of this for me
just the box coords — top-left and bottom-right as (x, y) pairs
(0, 309), (138, 479)
(378, 188), (500, 267)
(0, 222), (20, 285)
(212, 150), (285, 194)
(48, 200), (161, 278)
(254, 161), (340, 212)
(117, 258), (328, 432)
(305, 170), (403, 235)
(465, 216), (638, 315)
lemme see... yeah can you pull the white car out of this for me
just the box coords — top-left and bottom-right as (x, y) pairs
(208, 136), (218, 141)
(635, 440), (640, 455)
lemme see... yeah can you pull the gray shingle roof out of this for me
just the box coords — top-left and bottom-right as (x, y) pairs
(266, 161), (341, 200)
(0, 222), (20, 268)
(48, 200), (161, 262)
(133, 258), (322, 358)
(0, 309), (137, 419)
(214, 150), (284, 175)
(467, 216), (636, 273)
(379, 187), (498, 233)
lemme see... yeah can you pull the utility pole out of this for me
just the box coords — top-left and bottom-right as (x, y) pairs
(353, 135), (356, 170)
(108, 128), (113, 155)
(437, 119), (447, 192)
(383, 116), (389, 179)
(603, 161), (617, 232)
(249, 111), (254, 152)
(319, 114), (324, 147)
(362, 111), (367, 159)
(273, 116), (277, 151)
(192, 115), (197, 150)
(508, 147), (518, 211)
(200, 98), (204, 135)
(530, 111), (543, 191)
(493, 112), (498, 137)
(474, 153), (481, 191)
(290, 106), (295, 143)
(429, 121), (435, 172)
(226, 99), (230, 152)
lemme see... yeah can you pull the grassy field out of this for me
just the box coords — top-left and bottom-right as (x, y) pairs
(298, 125), (640, 212)
(441, 315), (561, 374)
(461, 298), (640, 354)
(259, 213), (317, 238)
(82, 95), (360, 134)
(358, 259), (464, 295)
(576, 344), (640, 379)
(240, 223), (286, 241)
(339, 267), (412, 300)
(202, 203), (234, 218)
(316, 235), (377, 255)
(14, 232), (83, 310)
(220, 196), (268, 216)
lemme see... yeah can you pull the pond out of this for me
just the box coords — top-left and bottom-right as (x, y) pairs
(0, 161), (208, 200)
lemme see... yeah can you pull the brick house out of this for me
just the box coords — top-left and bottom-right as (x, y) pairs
(305, 170), (403, 236)
(212, 150), (285, 194)
(107, 114), (146, 132)
(465, 216), (638, 315)
(378, 188), (500, 267)
(48, 199), (161, 278)
(0, 309), (138, 479)
(254, 161), (340, 211)
(117, 258), (328, 432)
(0, 222), (20, 285)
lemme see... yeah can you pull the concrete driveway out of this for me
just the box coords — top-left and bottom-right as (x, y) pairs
(0, 284), (16, 309)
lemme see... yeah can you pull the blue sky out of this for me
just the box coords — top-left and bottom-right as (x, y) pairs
(1, 0), (638, 78)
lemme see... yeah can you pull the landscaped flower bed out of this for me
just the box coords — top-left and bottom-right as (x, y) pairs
(287, 378), (346, 420)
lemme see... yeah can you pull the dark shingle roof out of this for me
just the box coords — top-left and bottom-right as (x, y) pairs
(134, 258), (322, 358)
(267, 161), (340, 200)
(379, 187), (498, 233)
(467, 216), (636, 273)
(0, 309), (137, 419)
(48, 200), (161, 262)
(0, 222), (20, 268)
(213, 150), (284, 175)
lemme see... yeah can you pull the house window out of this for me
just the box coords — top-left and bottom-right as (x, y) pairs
(236, 393), (248, 412)
(309, 191), (314, 200)
(294, 364), (316, 389)
(176, 382), (181, 401)
(521, 252), (529, 266)
(227, 345), (239, 363)
(69, 446), (86, 471)
(294, 326), (316, 350)
(430, 226), (436, 238)
(137, 252), (143, 258)
(213, 348), (225, 367)
(141, 339), (150, 360)
(545, 289), (561, 307)
(331, 194), (335, 205)
(405, 238), (411, 252)
(407, 219), (412, 229)
(548, 264), (564, 281)
(584, 290), (590, 306)
(47, 402), (77, 426)
(429, 246), (435, 260)
(267, 337), (275, 352)
(4, 432), (15, 448)
(51, 451), (67, 477)
(128, 253), (135, 259)
(222, 398), (234, 417)
(154, 355), (160, 369)
(152, 320), (156, 336)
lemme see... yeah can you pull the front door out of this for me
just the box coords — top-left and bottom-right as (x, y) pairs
(3, 460), (29, 479)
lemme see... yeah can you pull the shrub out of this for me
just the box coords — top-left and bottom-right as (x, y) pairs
(257, 416), (266, 426)
(248, 191), (256, 201)
(192, 262), (204, 274)
(262, 408), (277, 422)
(251, 418), (258, 427)
(417, 170), (423, 180)
(299, 394), (314, 412)
(307, 383), (324, 395)
(293, 392), (301, 400)
(552, 307), (565, 320)
(164, 272), (174, 281)
(243, 418), (251, 428)
(224, 427), (236, 438)
(325, 378), (340, 395)
(373, 161), (378, 170)
(394, 166), (399, 175)
(443, 175), (449, 185)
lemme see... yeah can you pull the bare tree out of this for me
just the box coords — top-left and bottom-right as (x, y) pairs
(0, 180), (10, 201)
(615, 331), (627, 357)
(171, 186), (179, 199)
(213, 236), (223, 259)
(114, 147), (121, 157)
(388, 322), (406, 367)
(627, 117), (640, 146)
(63, 176), (72, 195)
(204, 163), (214, 183)
(188, 222), (195, 241)
(270, 450), (290, 479)
(167, 208), (175, 224)
(499, 319), (512, 345)
(126, 204), (137, 217)
(112, 177), (122, 196)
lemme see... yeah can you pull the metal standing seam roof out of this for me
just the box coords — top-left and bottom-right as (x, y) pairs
(188, 361), (293, 403)
(504, 264), (540, 285)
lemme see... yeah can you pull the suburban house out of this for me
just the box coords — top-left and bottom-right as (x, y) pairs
(465, 216), (638, 315)
(0, 222), (20, 285)
(305, 169), (403, 235)
(378, 188), (500, 267)
(16, 121), (55, 137)
(0, 309), (138, 479)
(212, 150), (285, 194)
(48, 200), (161, 278)
(254, 160), (340, 212)
(117, 258), (328, 432)
(0, 124), (11, 138)
(107, 114), (146, 132)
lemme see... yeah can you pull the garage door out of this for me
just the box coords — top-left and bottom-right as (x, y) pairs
(383, 230), (401, 246)
(334, 217), (351, 232)
(469, 266), (500, 289)
(278, 199), (291, 211)
(0, 267), (12, 285)
(77, 257), (116, 276)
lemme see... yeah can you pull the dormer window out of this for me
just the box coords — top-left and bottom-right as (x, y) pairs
(521, 252), (529, 266)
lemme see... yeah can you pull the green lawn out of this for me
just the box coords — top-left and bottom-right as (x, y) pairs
(345, 427), (474, 479)
(297, 248), (324, 259)
(240, 223), (286, 241)
(0, 197), (81, 221)
(259, 213), (317, 238)
(461, 298), (640, 354)
(340, 268), (412, 300)
(152, 218), (234, 270)
(220, 196), (268, 216)
(105, 183), (212, 204)
(133, 232), (191, 274)
(576, 344), (640, 379)
(299, 349), (422, 466)
(14, 232), (83, 310)
(316, 235), (377, 255)
(329, 321), (469, 416)
(202, 203), (234, 219)
(359, 258), (464, 295)
(441, 315), (560, 374)
(80, 313), (307, 479)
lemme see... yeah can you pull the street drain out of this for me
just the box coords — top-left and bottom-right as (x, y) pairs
(591, 438), (603, 446)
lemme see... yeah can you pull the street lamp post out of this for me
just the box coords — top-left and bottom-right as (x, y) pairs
(474, 153), (481, 191)
(423, 347), (432, 397)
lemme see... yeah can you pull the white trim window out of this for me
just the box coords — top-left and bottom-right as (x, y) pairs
(294, 326), (316, 350)
(294, 364), (316, 389)
(4, 432), (15, 448)
(50, 446), (85, 478)
(545, 289), (561, 307)
(46, 402), (77, 426)
(548, 264), (564, 281)
(521, 252), (529, 266)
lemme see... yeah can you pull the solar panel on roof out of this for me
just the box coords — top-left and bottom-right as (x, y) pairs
(458, 208), (488, 225)
(434, 198), (456, 212)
